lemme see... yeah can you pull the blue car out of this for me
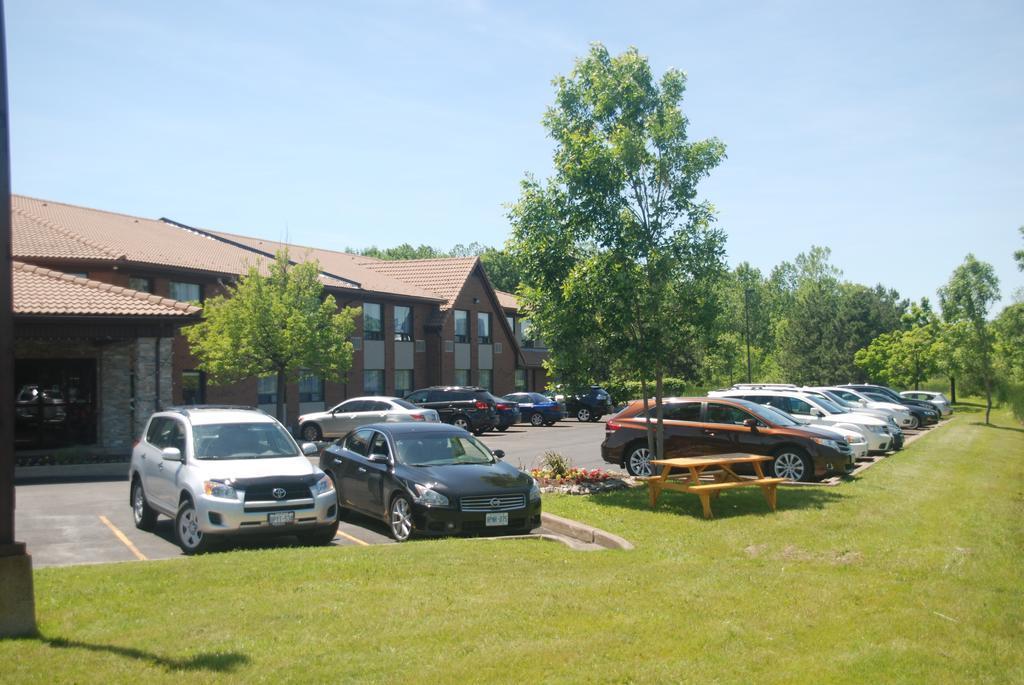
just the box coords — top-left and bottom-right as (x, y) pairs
(487, 393), (521, 432)
(503, 392), (564, 427)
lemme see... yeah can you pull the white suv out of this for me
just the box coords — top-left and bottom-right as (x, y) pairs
(129, 406), (338, 554)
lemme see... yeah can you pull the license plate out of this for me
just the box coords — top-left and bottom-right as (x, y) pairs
(485, 512), (508, 527)
(268, 511), (295, 526)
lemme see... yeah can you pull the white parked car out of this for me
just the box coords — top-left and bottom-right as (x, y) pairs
(819, 387), (915, 428)
(900, 391), (953, 417)
(129, 406), (338, 554)
(709, 389), (894, 453)
(297, 396), (439, 442)
(805, 387), (912, 428)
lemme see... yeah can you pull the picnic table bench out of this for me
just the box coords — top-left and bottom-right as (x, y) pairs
(647, 453), (785, 519)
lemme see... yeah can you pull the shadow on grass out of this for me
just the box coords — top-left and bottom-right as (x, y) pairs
(4, 635), (249, 673)
(952, 403), (983, 414)
(586, 482), (845, 520)
(970, 422), (1024, 434)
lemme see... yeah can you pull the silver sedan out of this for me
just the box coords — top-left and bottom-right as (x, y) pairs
(297, 397), (439, 441)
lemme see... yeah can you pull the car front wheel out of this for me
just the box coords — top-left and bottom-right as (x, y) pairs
(131, 478), (157, 531)
(625, 443), (655, 477)
(529, 413), (544, 427)
(388, 495), (414, 542)
(772, 448), (814, 482)
(301, 423), (322, 442)
(576, 408), (591, 422)
(906, 415), (920, 429)
(452, 416), (471, 431)
(175, 498), (214, 555)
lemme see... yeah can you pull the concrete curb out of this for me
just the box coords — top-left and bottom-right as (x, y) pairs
(15, 463), (129, 483)
(540, 512), (634, 550)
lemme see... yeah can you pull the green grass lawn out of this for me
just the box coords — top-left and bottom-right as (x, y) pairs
(3, 403), (1022, 683)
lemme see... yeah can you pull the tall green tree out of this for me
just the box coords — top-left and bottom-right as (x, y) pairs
(854, 300), (939, 388)
(938, 254), (1001, 423)
(775, 247), (845, 383)
(184, 251), (358, 422)
(508, 43), (727, 465)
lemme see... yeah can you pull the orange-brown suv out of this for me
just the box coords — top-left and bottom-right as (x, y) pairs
(600, 397), (855, 482)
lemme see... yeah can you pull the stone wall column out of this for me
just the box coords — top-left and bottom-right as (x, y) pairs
(134, 338), (157, 439)
(99, 341), (133, 450)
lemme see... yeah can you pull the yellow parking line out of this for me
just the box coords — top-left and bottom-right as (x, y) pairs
(334, 529), (370, 547)
(99, 515), (148, 561)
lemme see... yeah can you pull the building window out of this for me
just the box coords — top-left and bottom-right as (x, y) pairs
(170, 281), (202, 303)
(453, 369), (470, 386)
(515, 368), (527, 392)
(298, 372), (324, 403)
(395, 370), (413, 398)
(478, 369), (492, 391)
(257, 376), (277, 405)
(506, 315), (515, 334)
(363, 302), (383, 341)
(129, 276), (154, 294)
(394, 306), (413, 342)
(521, 318), (538, 348)
(454, 310), (469, 343)
(477, 313), (491, 344)
(182, 370), (206, 404)
(363, 369), (385, 395)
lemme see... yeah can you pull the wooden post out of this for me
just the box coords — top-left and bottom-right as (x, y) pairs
(0, 0), (38, 637)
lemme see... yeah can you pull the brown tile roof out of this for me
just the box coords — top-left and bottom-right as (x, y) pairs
(12, 261), (201, 317)
(206, 230), (447, 303)
(359, 256), (479, 310)
(11, 195), (356, 289)
(495, 289), (518, 311)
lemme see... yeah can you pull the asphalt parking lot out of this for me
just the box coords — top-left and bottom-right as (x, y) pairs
(15, 419), (612, 568)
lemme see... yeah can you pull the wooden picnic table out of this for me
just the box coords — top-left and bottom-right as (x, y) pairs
(647, 453), (785, 519)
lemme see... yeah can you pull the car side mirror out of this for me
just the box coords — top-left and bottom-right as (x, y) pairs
(743, 418), (758, 430)
(161, 447), (182, 462)
(492, 449), (505, 459)
(812, 409), (825, 418)
(301, 442), (319, 456)
(368, 453), (390, 465)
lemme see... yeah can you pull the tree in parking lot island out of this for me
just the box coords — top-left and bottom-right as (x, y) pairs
(184, 250), (359, 422)
(938, 254), (1000, 424)
(507, 43), (728, 462)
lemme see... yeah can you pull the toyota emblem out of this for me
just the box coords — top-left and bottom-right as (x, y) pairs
(272, 487), (287, 499)
(490, 497), (501, 508)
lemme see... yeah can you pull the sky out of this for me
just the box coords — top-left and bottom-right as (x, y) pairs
(7, 0), (1023, 308)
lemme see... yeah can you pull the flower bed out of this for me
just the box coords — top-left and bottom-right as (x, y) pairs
(530, 467), (638, 495)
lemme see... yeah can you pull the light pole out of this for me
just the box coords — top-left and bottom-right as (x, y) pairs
(743, 288), (753, 384)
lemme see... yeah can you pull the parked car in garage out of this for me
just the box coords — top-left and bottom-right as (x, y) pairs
(319, 422), (541, 541)
(487, 393), (521, 431)
(404, 386), (498, 435)
(503, 392), (564, 426)
(601, 397), (855, 482)
(129, 406), (338, 554)
(297, 396), (439, 442)
(710, 388), (895, 454)
(900, 390), (953, 416)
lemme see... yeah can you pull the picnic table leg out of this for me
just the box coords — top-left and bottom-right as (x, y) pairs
(699, 493), (714, 519)
(648, 480), (660, 507)
(760, 484), (778, 512)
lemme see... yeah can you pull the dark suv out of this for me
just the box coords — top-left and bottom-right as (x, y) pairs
(563, 386), (613, 422)
(601, 397), (855, 482)
(404, 387), (497, 435)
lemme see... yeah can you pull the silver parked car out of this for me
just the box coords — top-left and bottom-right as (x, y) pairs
(297, 396), (439, 442)
(900, 391), (953, 416)
(129, 406), (338, 554)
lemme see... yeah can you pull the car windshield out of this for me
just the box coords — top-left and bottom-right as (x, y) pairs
(394, 434), (495, 466)
(820, 390), (857, 408)
(806, 395), (845, 414)
(747, 403), (800, 427)
(193, 422), (299, 460)
(391, 399), (417, 410)
(529, 393), (550, 403)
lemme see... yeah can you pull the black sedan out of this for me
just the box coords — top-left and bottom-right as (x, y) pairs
(319, 422), (541, 541)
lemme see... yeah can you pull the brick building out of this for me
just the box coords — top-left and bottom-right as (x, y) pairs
(11, 194), (548, 452)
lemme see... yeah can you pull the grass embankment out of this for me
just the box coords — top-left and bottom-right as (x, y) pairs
(3, 403), (1022, 683)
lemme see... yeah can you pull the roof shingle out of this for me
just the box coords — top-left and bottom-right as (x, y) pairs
(12, 261), (201, 317)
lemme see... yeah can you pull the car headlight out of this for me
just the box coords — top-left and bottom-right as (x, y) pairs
(843, 433), (864, 444)
(529, 479), (541, 502)
(312, 474), (334, 496)
(412, 483), (449, 507)
(203, 479), (238, 499)
(812, 438), (839, 450)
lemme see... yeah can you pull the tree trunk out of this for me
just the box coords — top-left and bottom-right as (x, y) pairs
(985, 380), (992, 425)
(640, 378), (655, 458)
(655, 368), (665, 461)
(949, 376), (956, 404)
(275, 367), (287, 424)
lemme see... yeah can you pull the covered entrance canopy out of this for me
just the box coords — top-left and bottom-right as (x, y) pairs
(12, 262), (200, 453)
